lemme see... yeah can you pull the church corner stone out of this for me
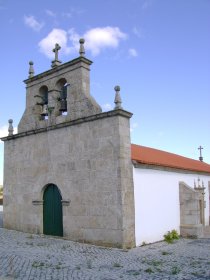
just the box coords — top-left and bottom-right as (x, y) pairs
(179, 182), (204, 238)
(2, 43), (135, 249)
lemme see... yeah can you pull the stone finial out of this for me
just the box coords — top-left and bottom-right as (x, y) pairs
(79, 38), (85, 57)
(114, 85), (123, 110)
(8, 119), (14, 136)
(51, 43), (62, 68)
(197, 177), (201, 188)
(28, 61), (34, 78)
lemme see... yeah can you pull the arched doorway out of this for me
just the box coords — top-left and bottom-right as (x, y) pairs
(43, 184), (63, 236)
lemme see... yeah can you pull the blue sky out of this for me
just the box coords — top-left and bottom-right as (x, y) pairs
(0, 0), (210, 184)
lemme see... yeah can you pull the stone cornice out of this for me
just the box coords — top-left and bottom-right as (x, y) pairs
(24, 56), (93, 84)
(1, 109), (133, 142)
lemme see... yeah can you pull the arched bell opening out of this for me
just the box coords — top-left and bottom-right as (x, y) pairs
(56, 78), (68, 116)
(35, 85), (49, 120)
(43, 184), (63, 237)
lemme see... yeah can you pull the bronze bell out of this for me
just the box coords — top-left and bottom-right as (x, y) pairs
(41, 104), (48, 116)
(59, 99), (67, 112)
(60, 86), (67, 100)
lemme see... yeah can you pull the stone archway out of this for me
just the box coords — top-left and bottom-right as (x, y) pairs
(43, 184), (63, 237)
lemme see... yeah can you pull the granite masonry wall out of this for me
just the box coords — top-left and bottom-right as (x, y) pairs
(3, 110), (135, 248)
(179, 182), (204, 238)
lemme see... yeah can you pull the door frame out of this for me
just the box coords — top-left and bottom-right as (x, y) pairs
(43, 183), (63, 236)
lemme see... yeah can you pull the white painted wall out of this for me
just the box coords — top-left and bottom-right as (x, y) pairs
(133, 166), (210, 246)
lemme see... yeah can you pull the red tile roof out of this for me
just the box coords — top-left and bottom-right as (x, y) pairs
(131, 144), (210, 174)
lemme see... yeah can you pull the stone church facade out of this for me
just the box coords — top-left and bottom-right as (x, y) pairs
(2, 40), (135, 248)
(2, 39), (210, 248)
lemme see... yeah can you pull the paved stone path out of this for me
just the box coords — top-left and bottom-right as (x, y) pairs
(0, 227), (209, 280)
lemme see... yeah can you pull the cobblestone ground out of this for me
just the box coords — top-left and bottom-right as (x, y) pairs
(0, 228), (209, 280)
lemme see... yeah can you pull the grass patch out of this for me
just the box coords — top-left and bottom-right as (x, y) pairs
(55, 265), (61, 269)
(164, 230), (179, 244)
(132, 271), (140, 276)
(171, 266), (181, 275)
(113, 262), (123, 268)
(145, 267), (153, 274)
(32, 261), (45, 268)
(162, 251), (171, 255)
(150, 260), (162, 266)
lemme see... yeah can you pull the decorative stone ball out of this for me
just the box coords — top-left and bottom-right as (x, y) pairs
(79, 38), (85, 44)
(29, 61), (34, 65)
(8, 119), (13, 124)
(114, 85), (120, 92)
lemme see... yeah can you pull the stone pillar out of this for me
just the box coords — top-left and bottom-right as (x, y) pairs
(194, 184), (205, 226)
(179, 182), (204, 238)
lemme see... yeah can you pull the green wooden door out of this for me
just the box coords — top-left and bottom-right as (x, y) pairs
(43, 184), (63, 236)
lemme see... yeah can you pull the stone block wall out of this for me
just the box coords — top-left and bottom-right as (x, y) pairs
(3, 110), (135, 248)
(179, 182), (203, 238)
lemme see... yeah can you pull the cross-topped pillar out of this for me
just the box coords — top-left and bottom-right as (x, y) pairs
(198, 145), (203, 162)
(51, 43), (62, 68)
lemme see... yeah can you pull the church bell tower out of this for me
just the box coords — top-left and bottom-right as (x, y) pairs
(2, 39), (135, 249)
(19, 39), (102, 132)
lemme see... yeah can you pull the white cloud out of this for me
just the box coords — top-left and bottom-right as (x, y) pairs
(84, 27), (127, 56)
(24, 15), (44, 32)
(103, 103), (112, 111)
(46, 9), (56, 17)
(130, 122), (138, 133)
(39, 26), (127, 58)
(38, 29), (72, 59)
(62, 8), (84, 18)
(68, 28), (80, 51)
(129, 48), (138, 57)
(0, 125), (8, 140)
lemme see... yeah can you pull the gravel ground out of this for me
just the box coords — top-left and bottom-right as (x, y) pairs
(0, 227), (209, 280)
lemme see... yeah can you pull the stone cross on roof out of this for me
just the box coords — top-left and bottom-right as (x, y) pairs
(51, 43), (62, 68)
(53, 43), (61, 60)
(198, 146), (203, 162)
